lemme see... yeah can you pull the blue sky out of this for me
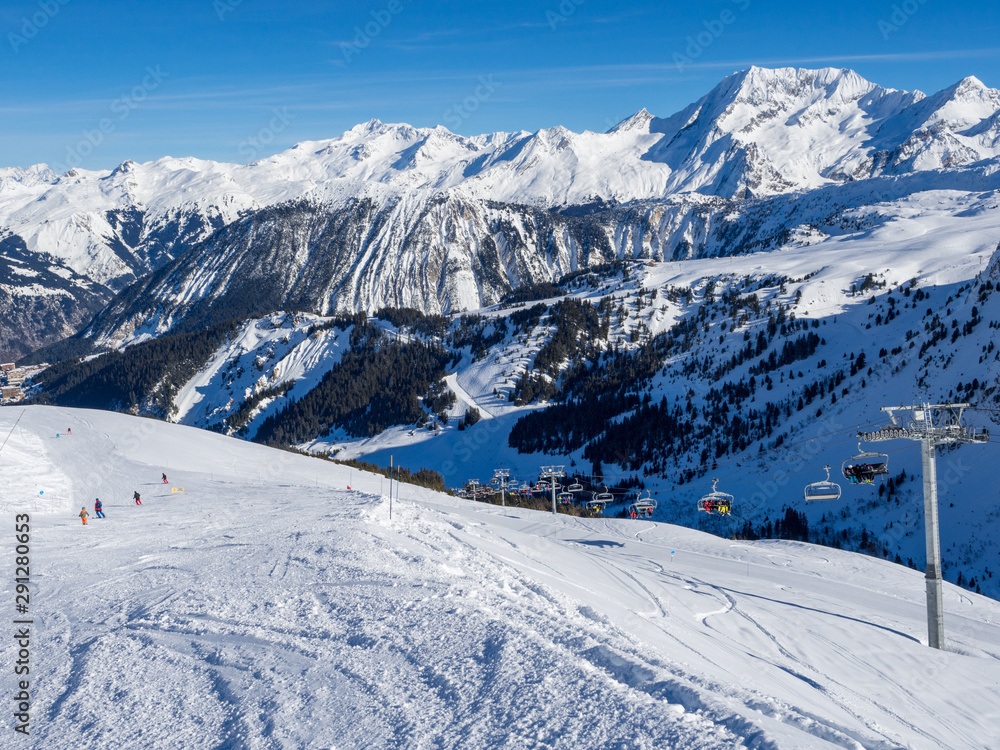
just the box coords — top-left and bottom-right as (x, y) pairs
(1, 0), (998, 170)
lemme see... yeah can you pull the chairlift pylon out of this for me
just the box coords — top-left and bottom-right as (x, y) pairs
(698, 478), (733, 516)
(842, 440), (889, 485)
(804, 465), (841, 502)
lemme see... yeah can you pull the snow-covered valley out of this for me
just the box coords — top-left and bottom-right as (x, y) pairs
(3, 406), (1000, 749)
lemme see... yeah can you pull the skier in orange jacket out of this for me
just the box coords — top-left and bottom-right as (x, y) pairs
(79, 507), (89, 525)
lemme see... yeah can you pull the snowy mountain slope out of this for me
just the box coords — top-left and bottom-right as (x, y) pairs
(0, 233), (108, 362)
(4, 67), (999, 358)
(641, 67), (1000, 196)
(280, 189), (1000, 598)
(170, 312), (354, 433)
(3, 405), (1000, 749)
(869, 76), (1000, 174)
(35, 179), (1000, 602)
(67, 163), (1000, 350)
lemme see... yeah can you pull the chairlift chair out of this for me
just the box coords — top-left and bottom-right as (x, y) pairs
(841, 441), (889, 485)
(567, 482), (584, 493)
(557, 492), (573, 504)
(804, 465), (841, 501)
(594, 486), (614, 504)
(633, 490), (657, 517)
(698, 478), (733, 516)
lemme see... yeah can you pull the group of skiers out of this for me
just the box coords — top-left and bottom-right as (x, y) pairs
(843, 463), (883, 485)
(78, 473), (168, 525)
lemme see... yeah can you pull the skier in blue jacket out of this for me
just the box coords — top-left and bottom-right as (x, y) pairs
(94, 498), (105, 518)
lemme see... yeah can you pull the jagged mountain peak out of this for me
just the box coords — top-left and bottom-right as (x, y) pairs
(719, 66), (880, 108)
(110, 159), (138, 176)
(608, 108), (654, 134)
(0, 163), (60, 186)
(348, 117), (388, 136)
(953, 75), (991, 95)
(922, 75), (1000, 114)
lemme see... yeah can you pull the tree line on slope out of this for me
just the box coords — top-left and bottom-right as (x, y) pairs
(27, 319), (242, 416)
(255, 324), (451, 445)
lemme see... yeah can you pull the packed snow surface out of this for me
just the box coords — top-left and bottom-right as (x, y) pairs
(3, 406), (1000, 749)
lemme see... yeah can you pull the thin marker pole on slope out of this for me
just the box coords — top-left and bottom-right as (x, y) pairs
(389, 455), (393, 520)
(0, 409), (26, 458)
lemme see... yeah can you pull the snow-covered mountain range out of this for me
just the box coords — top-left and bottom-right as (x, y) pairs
(4, 66), (1000, 357)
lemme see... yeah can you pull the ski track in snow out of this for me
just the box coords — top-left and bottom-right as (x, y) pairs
(3, 406), (1000, 749)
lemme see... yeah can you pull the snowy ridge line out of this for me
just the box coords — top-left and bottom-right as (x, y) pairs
(74, 161), (1000, 353)
(4, 65), (1000, 360)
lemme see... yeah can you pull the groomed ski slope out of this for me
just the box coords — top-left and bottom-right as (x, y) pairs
(3, 406), (1000, 749)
